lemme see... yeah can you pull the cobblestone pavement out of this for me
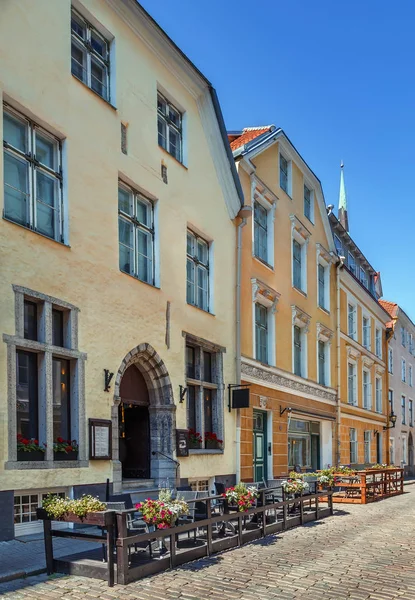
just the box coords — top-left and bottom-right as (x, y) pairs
(2, 488), (415, 599)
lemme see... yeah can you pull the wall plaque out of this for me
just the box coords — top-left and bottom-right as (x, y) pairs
(176, 429), (189, 457)
(89, 419), (112, 460)
(232, 387), (250, 409)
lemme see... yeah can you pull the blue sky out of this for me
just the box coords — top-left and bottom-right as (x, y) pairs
(142, 0), (414, 317)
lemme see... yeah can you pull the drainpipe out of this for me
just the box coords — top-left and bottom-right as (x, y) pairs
(335, 257), (343, 466)
(235, 204), (251, 483)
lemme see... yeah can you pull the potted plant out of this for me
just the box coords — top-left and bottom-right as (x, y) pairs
(281, 479), (310, 495)
(40, 494), (106, 524)
(205, 431), (223, 450)
(188, 429), (202, 449)
(17, 434), (45, 461)
(136, 489), (189, 530)
(53, 437), (79, 461)
(223, 482), (258, 512)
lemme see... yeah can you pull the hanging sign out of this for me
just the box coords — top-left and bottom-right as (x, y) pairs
(176, 429), (189, 457)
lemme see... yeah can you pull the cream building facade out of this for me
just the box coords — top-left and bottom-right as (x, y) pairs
(379, 301), (415, 475)
(0, 0), (243, 539)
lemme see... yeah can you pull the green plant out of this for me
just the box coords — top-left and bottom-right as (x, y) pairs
(42, 494), (105, 520)
(281, 479), (309, 494)
(53, 437), (79, 453)
(136, 489), (189, 529)
(17, 434), (45, 453)
(288, 471), (304, 480)
(188, 429), (202, 445)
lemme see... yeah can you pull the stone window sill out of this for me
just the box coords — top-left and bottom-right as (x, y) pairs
(188, 449), (223, 455)
(5, 460), (89, 470)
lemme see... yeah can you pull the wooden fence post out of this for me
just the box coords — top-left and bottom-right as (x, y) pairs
(106, 512), (115, 587)
(329, 487), (334, 515)
(43, 518), (54, 576)
(206, 499), (213, 556)
(315, 493), (319, 520)
(299, 494), (304, 525)
(282, 490), (287, 530)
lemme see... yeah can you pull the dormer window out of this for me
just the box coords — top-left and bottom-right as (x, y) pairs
(359, 267), (368, 288)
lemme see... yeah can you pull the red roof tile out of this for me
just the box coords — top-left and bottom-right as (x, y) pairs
(229, 126), (273, 151)
(379, 300), (399, 319)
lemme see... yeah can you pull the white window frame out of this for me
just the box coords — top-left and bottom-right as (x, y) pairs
(291, 217), (309, 294)
(279, 152), (292, 197)
(334, 235), (343, 256)
(347, 302), (357, 341)
(252, 280), (278, 368)
(71, 7), (111, 102)
(347, 251), (356, 276)
(409, 399), (413, 427)
(3, 104), (65, 243)
(410, 365), (413, 388)
(292, 307), (310, 379)
(14, 488), (69, 536)
(402, 435), (408, 465)
(303, 183), (314, 223)
(359, 266), (368, 288)
(362, 313), (371, 351)
(186, 229), (213, 313)
(316, 245), (331, 313)
(389, 388), (394, 412)
(409, 333), (414, 355)
(390, 437), (395, 465)
(375, 376), (382, 414)
(402, 358), (407, 383)
(402, 395), (406, 425)
(401, 326), (406, 347)
(362, 367), (372, 410)
(348, 360), (358, 406)
(364, 430), (371, 464)
(388, 347), (393, 374)
(317, 323), (332, 388)
(349, 428), (358, 464)
(375, 327), (382, 359)
(157, 90), (184, 164)
(252, 186), (276, 268)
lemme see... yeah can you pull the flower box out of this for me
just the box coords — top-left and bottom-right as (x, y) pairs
(17, 450), (45, 461)
(189, 439), (202, 449)
(54, 451), (78, 461)
(36, 507), (108, 526)
(205, 440), (221, 450)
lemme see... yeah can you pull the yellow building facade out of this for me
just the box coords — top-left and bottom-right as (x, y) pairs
(229, 126), (338, 481)
(330, 213), (390, 466)
(0, 0), (243, 539)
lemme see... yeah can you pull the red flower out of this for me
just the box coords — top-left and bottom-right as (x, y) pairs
(65, 445), (73, 452)
(22, 439), (29, 445)
(34, 440), (38, 445)
(57, 437), (64, 443)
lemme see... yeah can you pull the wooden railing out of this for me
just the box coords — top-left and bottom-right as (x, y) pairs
(38, 488), (334, 586)
(327, 468), (404, 504)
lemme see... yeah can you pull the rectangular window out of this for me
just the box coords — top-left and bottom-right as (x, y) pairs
(304, 185), (312, 221)
(185, 340), (222, 451)
(16, 350), (39, 441)
(318, 340), (326, 386)
(118, 183), (155, 286)
(360, 267), (368, 288)
(410, 365), (413, 387)
(71, 9), (110, 101)
(410, 333), (414, 355)
(401, 326), (406, 347)
(14, 491), (66, 526)
(402, 359), (406, 383)
(375, 377), (382, 413)
(348, 303), (356, 340)
(410, 400), (413, 427)
(24, 301), (37, 341)
(348, 362), (357, 405)
(293, 239), (302, 290)
(389, 389), (394, 411)
(388, 348), (393, 373)
(255, 304), (268, 364)
(364, 431), (371, 464)
(347, 252), (356, 275)
(318, 264), (325, 309)
(280, 154), (289, 193)
(187, 230), (210, 312)
(52, 309), (64, 347)
(402, 395), (406, 425)
(157, 92), (183, 163)
(294, 325), (302, 376)
(403, 436), (408, 464)
(186, 346), (196, 379)
(375, 328), (382, 358)
(390, 437), (395, 465)
(253, 201), (268, 263)
(3, 106), (63, 242)
(363, 370), (371, 410)
(349, 428), (357, 464)
(334, 235), (343, 255)
(189, 479), (209, 492)
(362, 316), (371, 350)
(52, 358), (71, 442)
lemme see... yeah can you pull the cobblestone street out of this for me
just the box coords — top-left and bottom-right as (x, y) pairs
(1, 487), (415, 599)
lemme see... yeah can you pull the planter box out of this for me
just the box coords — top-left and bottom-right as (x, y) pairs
(189, 441), (202, 450)
(205, 440), (221, 450)
(54, 451), (78, 461)
(17, 450), (45, 461)
(36, 507), (109, 526)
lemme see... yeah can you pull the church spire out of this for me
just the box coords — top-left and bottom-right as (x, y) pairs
(338, 161), (349, 232)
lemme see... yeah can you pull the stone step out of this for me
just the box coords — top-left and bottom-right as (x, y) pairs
(121, 479), (155, 491)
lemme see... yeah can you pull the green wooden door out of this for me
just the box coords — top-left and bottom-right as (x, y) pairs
(253, 410), (267, 482)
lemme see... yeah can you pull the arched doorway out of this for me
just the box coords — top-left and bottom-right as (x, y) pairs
(119, 365), (150, 479)
(112, 343), (176, 492)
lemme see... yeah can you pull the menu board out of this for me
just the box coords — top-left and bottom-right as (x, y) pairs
(89, 419), (112, 460)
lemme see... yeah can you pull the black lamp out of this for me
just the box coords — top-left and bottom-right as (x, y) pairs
(383, 411), (397, 431)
